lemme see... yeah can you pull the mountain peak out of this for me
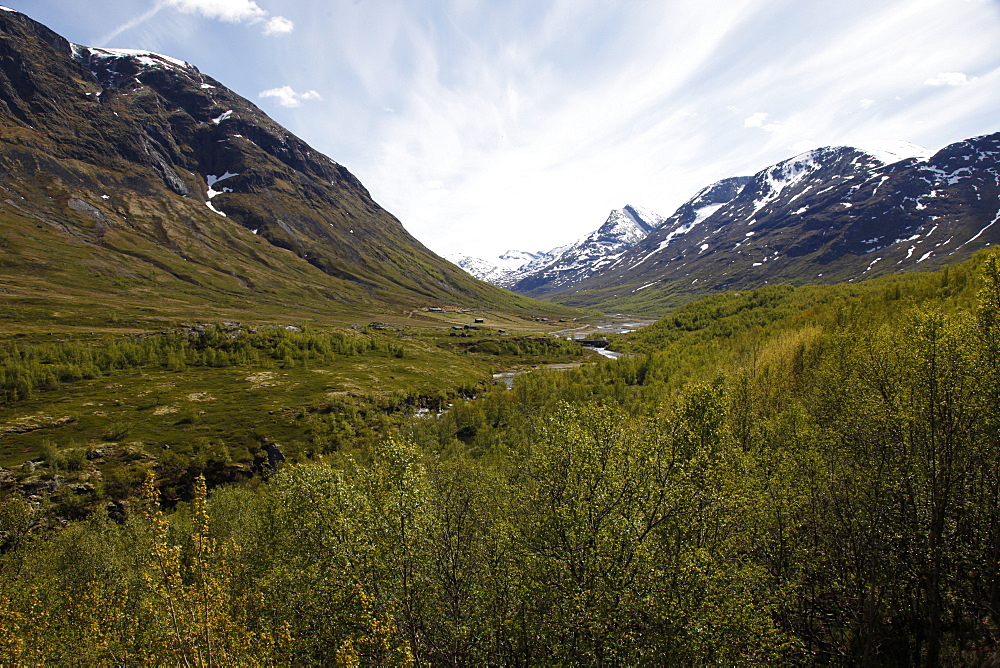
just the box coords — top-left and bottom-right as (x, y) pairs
(451, 205), (666, 291)
(593, 205), (664, 245)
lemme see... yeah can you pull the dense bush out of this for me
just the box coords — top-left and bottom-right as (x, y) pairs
(0, 325), (389, 404)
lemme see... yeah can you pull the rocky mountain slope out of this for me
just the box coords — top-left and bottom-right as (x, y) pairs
(538, 136), (1000, 311)
(0, 8), (549, 325)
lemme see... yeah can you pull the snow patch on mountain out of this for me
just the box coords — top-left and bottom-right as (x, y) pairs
(752, 152), (823, 214)
(72, 45), (195, 72)
(205, 172), (239, 200)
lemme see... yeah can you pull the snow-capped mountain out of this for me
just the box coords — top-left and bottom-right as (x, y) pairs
(613, 176), (754, 277)
(508, 205), (666, 293)
(449, 133), (998, 312)
(493, 248), (566, 288)
(598, 205), (665, 245)
(541, 134), (1000, 310)
(452, 205), (665, 290)
(486, 182), (750, 298)
(450, 250), (551, 285)
(449, 254), (502, 282)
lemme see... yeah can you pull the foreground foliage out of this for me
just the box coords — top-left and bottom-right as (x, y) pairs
(2, 252), (1000, 664)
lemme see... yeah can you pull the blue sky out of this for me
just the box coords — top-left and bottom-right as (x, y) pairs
(6, 0), (1000, 259)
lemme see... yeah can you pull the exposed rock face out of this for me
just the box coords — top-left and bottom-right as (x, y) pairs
(265, 443), (286, 471)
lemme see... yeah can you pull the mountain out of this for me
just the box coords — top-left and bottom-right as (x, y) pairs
(0, 8), (554, 326)
(456, 204), (666, 293)
(509, 204), (666, 294)
(514, 185), (751, 298)
(449, 249), (550, 287)
(541, 136), (1000, 312)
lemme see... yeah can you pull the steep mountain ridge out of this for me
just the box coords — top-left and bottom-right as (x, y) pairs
(594, 176), (754, 282)
(0, 8), (547, 323)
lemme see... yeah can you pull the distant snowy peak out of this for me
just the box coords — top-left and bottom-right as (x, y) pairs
(449, 254), (499, 281)
(497, 249), (547, 271)
(450, 249), (554, 286)
(497, 204), (666, 294)
(452, 204), (666, 291)
(590, 204), (664, 246)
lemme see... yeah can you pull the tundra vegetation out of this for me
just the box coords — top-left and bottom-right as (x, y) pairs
(1, 251), (999, 665)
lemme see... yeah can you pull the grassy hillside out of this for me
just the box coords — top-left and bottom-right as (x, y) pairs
(0, 190), (584, 336)
(0, 8), (586, 325)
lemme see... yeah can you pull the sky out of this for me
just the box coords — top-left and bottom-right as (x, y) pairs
(5, 0), (1000, 260)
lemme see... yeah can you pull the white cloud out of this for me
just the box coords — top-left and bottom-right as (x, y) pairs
(266, 0), (1000, 258)
(259, 86), (322, 108)
(924, 71), (977, 86)
(164, 0), (266, 23)
(164, 0), (292, 35)
(263, 16), (294, 36)
(743, 112), (781, 132)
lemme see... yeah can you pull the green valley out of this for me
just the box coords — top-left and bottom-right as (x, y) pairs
(3, 249), (999, 664)
(2, 5), (1000, 666)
